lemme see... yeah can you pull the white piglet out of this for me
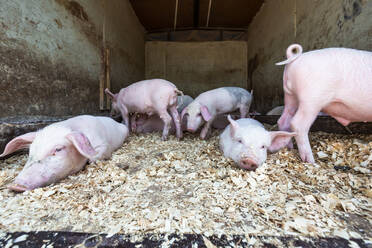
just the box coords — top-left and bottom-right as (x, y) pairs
(0, 115), (128, 192)
(219, 115), (296, 170)
(182, 87), (253, 139)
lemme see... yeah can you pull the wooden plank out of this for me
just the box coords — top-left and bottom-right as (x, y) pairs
(252, 115), (372, 134)
(105, 48), (110, 109)
(0, 231), (367, 247)
(99, 47), (105, 111)
(99, 0), (106, 111)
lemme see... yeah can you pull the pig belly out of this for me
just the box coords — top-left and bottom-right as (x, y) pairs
(323, 99), (372, 125)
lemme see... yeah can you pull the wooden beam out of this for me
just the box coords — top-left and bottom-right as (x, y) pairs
(173, 0), (179, 30)
(206, 0), (212, 27)
(252, 115), (372, 134)
(99, 47), (105, 111)
(105, 48), (110, 110)
(193, 0), (199, 28)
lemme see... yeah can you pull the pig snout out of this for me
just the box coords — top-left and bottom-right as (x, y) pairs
(8, 162), (59, 191)
(9, 174), (49, 192)
(239, 157), (259, 171)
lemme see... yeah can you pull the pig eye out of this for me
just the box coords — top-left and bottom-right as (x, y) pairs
(54, 146), (65, 153)
(261, 145), (266, 149)
(238, 139), (243, 144)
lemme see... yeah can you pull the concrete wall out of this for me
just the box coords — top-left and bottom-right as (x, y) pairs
(146, 41), (247, 97)
(0, 0), (145, 118)
(247, 0), (372, 113)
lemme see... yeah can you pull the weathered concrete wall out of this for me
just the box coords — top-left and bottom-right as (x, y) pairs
(247, 0), (372, 113)
(146, 41), (247, 97)
(0, 0), (145, 118)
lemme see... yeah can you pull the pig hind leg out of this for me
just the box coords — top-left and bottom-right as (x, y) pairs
(169, 105), (183, 139)
(278, 93), (298, 149)
(290, 103), (321, 163)
(159, 111), (172, 140)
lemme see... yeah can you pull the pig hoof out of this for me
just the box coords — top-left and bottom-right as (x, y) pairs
(161, 136), (168, 141)
(7, 184), (28, 192)
(300, 153), (315, 164)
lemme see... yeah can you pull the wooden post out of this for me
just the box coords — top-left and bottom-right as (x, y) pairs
(99, 47), (105, 110)
(100, 0), (106, 110)
(105, 48), (110, 109)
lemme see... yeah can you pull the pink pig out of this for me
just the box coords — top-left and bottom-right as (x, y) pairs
(0, 115), (128, 191)
(220, 115), (296, 170)
(134, 95), (193, 134)
(181, 87), (253, 139)
(105, 79), (183, 140)
(276, 44), (372, 163)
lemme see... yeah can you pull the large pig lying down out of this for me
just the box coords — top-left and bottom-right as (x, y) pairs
(276, 44), (372, 163)
(182, 87), (253, 139)
(105, 79), (183, 140)
(220, 115), (296, 171)
(134, 95), (193, 134)
(0, 115), (128, 192)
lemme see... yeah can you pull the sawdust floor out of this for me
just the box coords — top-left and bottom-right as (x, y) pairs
(0, 130), (371, 242)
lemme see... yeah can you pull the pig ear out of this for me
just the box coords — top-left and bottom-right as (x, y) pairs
(105, 88), (116, 100)
(181, 108), (188, 121)
(0, 132), (37, 157)
(66, 132), (97, 159)
(268, 131), (297, 153)
(227, 115), (240, 137)
(200, 106), (212, 121)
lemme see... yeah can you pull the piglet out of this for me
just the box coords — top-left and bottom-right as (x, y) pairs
(105, 79), (183, 140)
(182, 87), (253, 139)
(0, 115), (128, 191)
(219, 115), (296, 170)
(134, 95), (193, 134)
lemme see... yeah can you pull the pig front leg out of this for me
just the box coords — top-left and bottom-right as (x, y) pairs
(159, 111), (172, 141)
(278, 93), (298, 149)
(169, 105), (183, 139)
(290, 104), (320, 164)
(200, 119), (214, 140)
(239, 105), (249, 118)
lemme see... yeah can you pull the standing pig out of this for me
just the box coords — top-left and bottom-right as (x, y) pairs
(134, 95), (193, 134)
(181, 87), (253, 139)
(0, 115), (128, 191)
(276, 44), (372, 163)
(105, 79), (183, 140)
(220, 115), (296, 170)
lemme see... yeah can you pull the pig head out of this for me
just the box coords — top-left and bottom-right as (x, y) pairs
(220, 115), (296, 170)
(1, 127), (94, 191)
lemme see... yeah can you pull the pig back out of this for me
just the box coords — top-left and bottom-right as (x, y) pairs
(120, 79), (178, 112)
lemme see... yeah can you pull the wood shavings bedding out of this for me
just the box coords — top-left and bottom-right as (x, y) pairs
(0, 131), (371, 240)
